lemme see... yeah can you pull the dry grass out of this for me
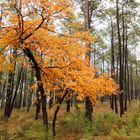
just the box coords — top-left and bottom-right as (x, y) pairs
(0, 100), (140, 140)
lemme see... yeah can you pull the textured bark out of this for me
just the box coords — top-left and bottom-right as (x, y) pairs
(0, 81), (6, 109)
(27, 69), (33, 112)
(23, 70), (27, 107)
(23, 48), (48, 130)
(124, 28), (128, 111)
(116, 0), (124, 117)
(35, 89), (41, 120)
(130, 61), (133, 101)
(4, 49), (16, 119)
(8, 67), (23, 118)
(110, 19), (115, 111)
(84, 0), (93, 121)
(18, 71), (24, 109)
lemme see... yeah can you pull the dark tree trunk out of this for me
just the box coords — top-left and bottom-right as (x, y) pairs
(130, 61), (133, 101)
(52, 89), (68, 136)
(110, 19), (115, 111)
(27, 69), (33, 112)
(23, 70), (27, 107)
(116, 0), (124, 117)
(85, 96), (93, 121)
(124, 28), (128, 111)
(4, 49), (16, 119)
(66, 95), (71, 112)
(8, 67), (23, 118)
(49, 92), (53, 109)
(35, 89), (41, 120)
(1, 81), (6, 109)
(135, 60), (138, 99)
(114, 95), (118, 114)
(84, 0), (93, 122)
(23, 48), (48, 130)
(18, 71), (24, 109)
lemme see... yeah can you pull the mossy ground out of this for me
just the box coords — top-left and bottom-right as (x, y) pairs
(0, 101), (140, 140)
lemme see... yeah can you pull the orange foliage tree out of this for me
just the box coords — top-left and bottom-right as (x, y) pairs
(0, 0), (118, 135)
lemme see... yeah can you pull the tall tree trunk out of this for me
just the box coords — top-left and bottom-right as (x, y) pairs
(116, 0), (124, 117)
(4, 49), (16, 119)
(23, 48), (48, 130)
(130, 61), (133, 101)
(35, 89), (41, 120)
(124, 28), (128, 111)
(23, 70), (27, 107)
(110, 18), (118, 114)
(84, 0), (93, 122)
(18, 70), (24, 109)
(1, 81), (6, 109)
(27, 68), (33, 112)
(135, 60), (138, 99)
(8, 67), (23, 118)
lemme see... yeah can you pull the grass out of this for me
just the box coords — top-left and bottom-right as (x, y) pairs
(0, 101), (140, 140)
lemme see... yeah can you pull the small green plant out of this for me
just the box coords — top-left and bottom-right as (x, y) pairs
(132, 113), (140, 127)
(58, 112), (92, 138)
(92, 113), (123, 136)
(1, 128), (9, 140)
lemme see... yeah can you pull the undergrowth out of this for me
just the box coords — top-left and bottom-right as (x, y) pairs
(0, 101), (140, 140)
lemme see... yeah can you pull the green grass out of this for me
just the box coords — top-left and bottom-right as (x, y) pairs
(0, 101), (140, 140)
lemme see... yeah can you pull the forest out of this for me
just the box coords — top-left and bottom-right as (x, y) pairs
(0, 0), (140, 140)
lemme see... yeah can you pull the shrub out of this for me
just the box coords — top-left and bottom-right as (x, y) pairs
(1, 128), (9, 140)
(58, 112), (92, 137)
(92, 113), (123, 136)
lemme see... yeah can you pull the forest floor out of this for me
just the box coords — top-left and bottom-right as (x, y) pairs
(0, 100), (140, 140)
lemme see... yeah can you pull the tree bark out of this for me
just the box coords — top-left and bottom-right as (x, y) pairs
(23, 48), (48, 130)
(52, 89), (68, 136)
(8, 67), (23, 117)
(4, 49), (16, 119)
(84, 0), (93, 122)
(116, 0), (124, 117)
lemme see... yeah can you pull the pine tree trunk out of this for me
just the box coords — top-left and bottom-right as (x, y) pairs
(8, 67), (23, 118)
(23, 70), (27, 107)
(27, 69), (33, 112)
(116, 0), (124, 117)
(4, 49), (16, 119)
(84, 0), (93, 122)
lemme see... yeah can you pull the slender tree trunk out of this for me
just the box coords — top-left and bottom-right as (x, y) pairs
(35, 89), (41, 120)
(124, 28), (128, 111)
(135, 60), (138, 99)
(4, 49), (16, 119)
(23, 70), (27, 107)
(127, 63), (131, 103)
(52, 89), (68, 136)
(84, 0), (93, 122)
(116, 0), (124, 117)
(27, 69), (33, 112)
(110, 19), (115, 111)
(49, 92), (53, 109)
(18, 70), (24, 109)
(1, 81), (6, 109)
(8, 67), (23, 117)
(130, 61), (133, 101)
(66, 95), (71, 112)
